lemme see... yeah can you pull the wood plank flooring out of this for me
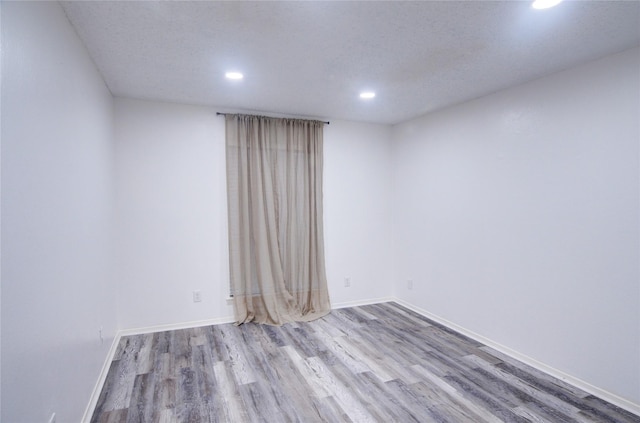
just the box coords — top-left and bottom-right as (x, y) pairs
(91, 302), (639, 423)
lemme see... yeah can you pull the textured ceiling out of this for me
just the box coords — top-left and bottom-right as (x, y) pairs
(61, 1), (640, 125)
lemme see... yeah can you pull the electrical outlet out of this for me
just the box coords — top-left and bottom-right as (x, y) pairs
(344, 277), (351, 287)
(48, 412), (56, 423)
(193, 290), (202, 302)
(99, 326), (104, 345)
(407, 279), (413, 290)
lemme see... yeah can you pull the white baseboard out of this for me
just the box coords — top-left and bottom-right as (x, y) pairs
(331, 296), (395, 309)
(82, 333), (122, 423)
(119, 316), (236, 337)
(393, 298), (640, 417)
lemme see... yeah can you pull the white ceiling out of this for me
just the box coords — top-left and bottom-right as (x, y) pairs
(61, 1), (640, 125)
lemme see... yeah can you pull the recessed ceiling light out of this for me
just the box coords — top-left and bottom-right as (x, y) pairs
(532, 0), (562, 9)
(225, 72), (244, 80)
(360, 91), (375, 99)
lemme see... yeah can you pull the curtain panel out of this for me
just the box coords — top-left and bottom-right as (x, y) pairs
(225, 114), (331, 325)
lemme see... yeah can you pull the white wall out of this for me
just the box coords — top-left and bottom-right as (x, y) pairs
(114, 100), (394, 330)
(392, 47), (640, 404)
(324, 120), (393, 305)
(115, 99), (231, 329)
(1, 2), (117, 422)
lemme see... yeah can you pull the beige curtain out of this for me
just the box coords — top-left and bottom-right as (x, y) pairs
(225, 114), (331, 325)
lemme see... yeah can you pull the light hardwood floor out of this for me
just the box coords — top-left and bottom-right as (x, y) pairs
(91, 302), (639, 422)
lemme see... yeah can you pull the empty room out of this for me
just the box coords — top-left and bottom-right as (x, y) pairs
(1, 1), (639, 422)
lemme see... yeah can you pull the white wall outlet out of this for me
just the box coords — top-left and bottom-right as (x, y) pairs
(48, 412), (56, 423)
(193, 290), (202, 302)
(99, 326), (104, 345)
(407, 279), (413, 290)
(344, 277), (351, 287)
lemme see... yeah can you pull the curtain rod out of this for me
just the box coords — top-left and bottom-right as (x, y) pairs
(216, 112), (329, 125)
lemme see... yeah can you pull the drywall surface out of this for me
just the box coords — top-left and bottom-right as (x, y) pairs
(392, 47), (640, 404)
(114, 98), (231, 329)
(324, 120), (393, 305)
(1, 2), (116, 421)
(114, 100), (394, 329)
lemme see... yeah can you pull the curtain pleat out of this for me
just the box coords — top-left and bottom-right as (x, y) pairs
(225, 114), (331, 325)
